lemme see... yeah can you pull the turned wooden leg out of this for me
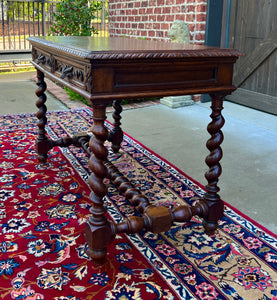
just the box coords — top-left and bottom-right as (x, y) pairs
(108, 100), (124, 153)
(35, 68), (51, 163)
(202, 93), (225, 235)
(85, 104), (115, 264)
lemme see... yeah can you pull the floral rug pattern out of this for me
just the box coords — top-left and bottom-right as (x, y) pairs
(0, 108), (276, 300)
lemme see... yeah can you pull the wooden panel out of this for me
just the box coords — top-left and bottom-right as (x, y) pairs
(233, 28), (277, 87)
(241, 50), (277, 96)
(226, 88), (277, 115)
(228, 0), (277, 114)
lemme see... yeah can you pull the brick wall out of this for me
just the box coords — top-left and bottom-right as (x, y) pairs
(108, 0), (207, 44)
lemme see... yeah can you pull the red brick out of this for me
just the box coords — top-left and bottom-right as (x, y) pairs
(145, 23), (152, 29)
(196, 23), (206, 31)
(142, 15), (148, 22)
(189, 24), (195, 32)
(154, 7), (162, 14)
(162, 6), (171, 14)
(156, 31), (165, 38)
(180, 5), (187, 12)
(192, 95), (201, 102)
(197, 4), (207, 12)
(165, 15), (174, 22)
(139, 8), (146, 14)
(196, 13), (206, 22)
(153, 23), (161, 29)
(173, 6), (181, 14)
(195, 32), (205, 41)
(175, 14), (186, 21)
(186, 14), (195, 22)
(157, 15), (166, 22)
(187, 4), (196, 12)
(140, 30), (147, 36)
(108, 0), (207, 41)
(141, 1), (148, 7)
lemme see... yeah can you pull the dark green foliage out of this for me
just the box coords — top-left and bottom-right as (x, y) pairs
(49, 0), (101, 36)
(64, 87), (89, 105)
(49, 1), (101, 103)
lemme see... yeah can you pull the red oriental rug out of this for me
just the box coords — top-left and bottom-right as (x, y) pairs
(0, 108), (277, 300)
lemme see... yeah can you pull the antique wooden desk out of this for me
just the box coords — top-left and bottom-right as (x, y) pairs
(28, 36), (242, 264)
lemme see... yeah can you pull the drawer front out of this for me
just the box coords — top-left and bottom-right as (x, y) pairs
(32, 47), (92, 93)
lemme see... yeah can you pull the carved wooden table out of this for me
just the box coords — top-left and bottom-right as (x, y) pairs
(28, 36), (242, 264)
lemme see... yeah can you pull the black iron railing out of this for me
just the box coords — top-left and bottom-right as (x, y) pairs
(0, 0), (109, 52)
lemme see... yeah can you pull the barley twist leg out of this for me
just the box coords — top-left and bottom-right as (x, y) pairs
(202, 93), (226, 234)
(85, 104), (115, 264)
(108, 99), (124, 153)
(35, 68), (51, 163)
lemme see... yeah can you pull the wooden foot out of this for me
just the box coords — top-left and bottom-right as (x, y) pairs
(35, 68), (50, 163)
(202, 93), (226, 235)
(86, 104), (115, 264)
(85, 219), (115, 265)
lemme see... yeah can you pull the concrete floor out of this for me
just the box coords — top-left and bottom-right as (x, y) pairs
(0, 71), (68, 113)
(1, 72), (277, 234)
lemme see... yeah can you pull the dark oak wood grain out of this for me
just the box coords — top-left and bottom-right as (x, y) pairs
(28, 36), (242, 264)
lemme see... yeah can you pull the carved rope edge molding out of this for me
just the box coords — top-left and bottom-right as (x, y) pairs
(85, 49), (242, 60)
(28, 37), (242, 61)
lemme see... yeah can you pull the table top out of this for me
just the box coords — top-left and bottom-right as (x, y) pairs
(29, 36), (243, 102)
(28, 36), (242, 61)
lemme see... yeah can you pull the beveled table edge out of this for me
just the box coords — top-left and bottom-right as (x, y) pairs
(28, 36), (244, 61)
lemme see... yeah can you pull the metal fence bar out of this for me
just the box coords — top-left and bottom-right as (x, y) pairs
(1, 0), (4, 49)
(12, 3), (16, 49)
(32, 1), (35, 37)
(27, 2), (30, 39)
(0, 0), (109, 52)
(8, 4), (11, 49)
(23, 5), (27, 49)
(17, 3), (21, 49)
